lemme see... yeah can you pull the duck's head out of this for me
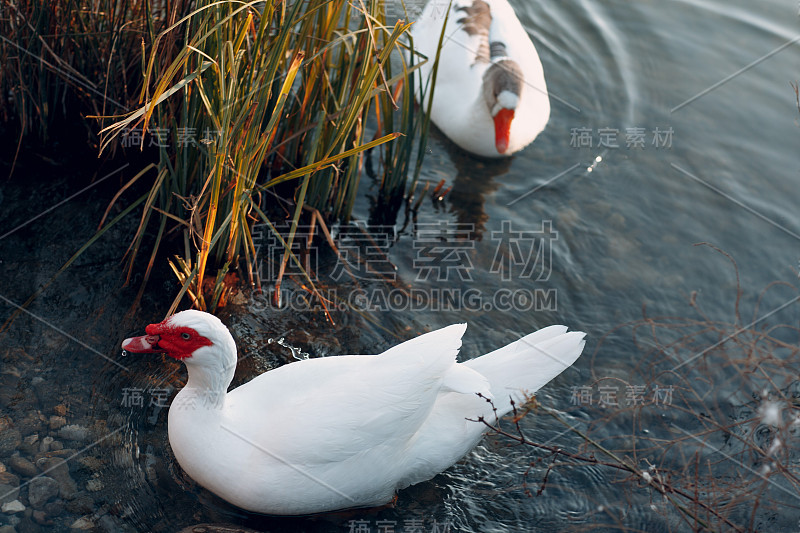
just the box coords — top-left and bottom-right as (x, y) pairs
(122, 310), (237, 373)
(482, 59), (524, 155)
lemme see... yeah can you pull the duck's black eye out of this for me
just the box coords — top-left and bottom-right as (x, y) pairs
(181, 332), (191, 340)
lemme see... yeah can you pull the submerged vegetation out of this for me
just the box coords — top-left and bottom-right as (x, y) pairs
(481, 249), (800, 532)
(1, 0), (436, 313)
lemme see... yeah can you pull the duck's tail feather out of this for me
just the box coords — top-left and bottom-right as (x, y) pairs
(463, 326), (585, 416)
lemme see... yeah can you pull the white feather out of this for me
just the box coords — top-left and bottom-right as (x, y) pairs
(151, 311), (584, 514)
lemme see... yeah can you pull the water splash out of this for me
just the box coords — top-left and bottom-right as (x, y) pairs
(267, 337), (311, 361)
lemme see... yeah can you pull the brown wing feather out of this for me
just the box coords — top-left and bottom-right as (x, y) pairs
(456, 0), (492, 64)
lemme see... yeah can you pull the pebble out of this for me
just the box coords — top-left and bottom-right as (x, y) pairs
(97, 515), (118, 533)
(34, 458), (76, 500)
(42, 500), (63, 517)
(37, 438), (53, 454)
(17, 436), (39, 457)
(15, 416), (43, 437)
(1, 500), (25, 513)
(15, 518), (39, 533)
(5, 458), (36, 479)
(48, 417), (66, 431)
(0, 430), (21, 458)
(0, 461), (5, 473)
(53, 405), (67, 417)
(30, 380), (47, 407)
(0, 472), (19, 487)
(0, 526), (17, 533)
(58, 425), (89, 443)
(33, 449), (74, 463)
(0, 485), (19, 505)
(76, 457), (103, 472)
(65, 494), (93, 515)
(31, 510), (51, 526)
(69, 517), (94, 530)
(0, 377), (19, 408)
(26, 477), (59, 509)
(85, 479), (103, 493)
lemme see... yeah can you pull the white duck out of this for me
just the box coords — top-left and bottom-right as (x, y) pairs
(411, 0), (550, 157)
(122, 310), (584, 515)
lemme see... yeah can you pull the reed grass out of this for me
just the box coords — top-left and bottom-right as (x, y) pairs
(97, 0), (434, 313)
(2, 0), (436, 314)
(0, 0), (186, 141)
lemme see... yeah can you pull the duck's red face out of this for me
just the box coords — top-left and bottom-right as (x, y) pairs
(122, 319), (212, 360)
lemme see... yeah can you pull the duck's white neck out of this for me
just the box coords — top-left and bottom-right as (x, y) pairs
(177, 345), (237, 410)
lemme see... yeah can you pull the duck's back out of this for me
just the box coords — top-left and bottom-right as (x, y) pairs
(170, 324), (493, 514)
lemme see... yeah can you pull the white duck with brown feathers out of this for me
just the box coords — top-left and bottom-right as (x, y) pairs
(411, 0), (550, 157)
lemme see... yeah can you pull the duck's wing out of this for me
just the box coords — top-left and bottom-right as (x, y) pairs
(225, 324), (489, 465)
(411, 0), (494, 71)
(452, 0), (492, 65)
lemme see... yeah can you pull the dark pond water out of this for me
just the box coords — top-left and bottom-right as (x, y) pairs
(1, 0), (800, 531)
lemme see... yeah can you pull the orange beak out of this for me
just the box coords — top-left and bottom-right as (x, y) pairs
(493, 108), (515, 154)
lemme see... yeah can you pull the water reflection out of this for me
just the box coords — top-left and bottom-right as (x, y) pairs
(366, 125), (513, 241)
(443, 139), (512, 242)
